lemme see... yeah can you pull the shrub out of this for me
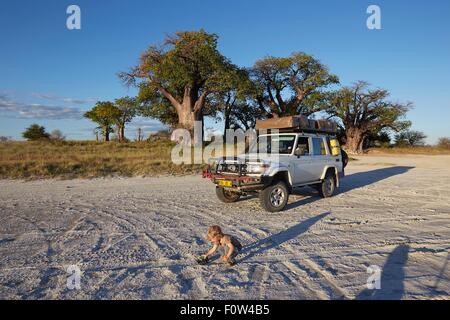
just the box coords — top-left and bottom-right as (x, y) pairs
(22, 124), (50, 141)
(437, 137), (450, 149)
(50, 129), (66, 141)
(394, 130), (427, 147)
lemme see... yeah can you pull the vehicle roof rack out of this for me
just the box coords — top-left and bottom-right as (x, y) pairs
(275, 128), (337, 135)
(255, 116), (337, 135)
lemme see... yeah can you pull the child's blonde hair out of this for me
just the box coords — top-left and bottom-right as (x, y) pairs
(207, 225), (223, 240)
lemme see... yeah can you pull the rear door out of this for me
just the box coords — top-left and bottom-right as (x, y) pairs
(309, 137), (329, 180)
(327, 137), (344, 172)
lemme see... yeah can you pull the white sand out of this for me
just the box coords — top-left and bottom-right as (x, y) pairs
(0, 155), (449, 299)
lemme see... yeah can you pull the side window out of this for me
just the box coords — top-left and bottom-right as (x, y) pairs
(295, 137), (310, 156)
(312, 138), (327, 156)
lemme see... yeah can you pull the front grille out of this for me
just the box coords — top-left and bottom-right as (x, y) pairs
(217, 163), (247, 175)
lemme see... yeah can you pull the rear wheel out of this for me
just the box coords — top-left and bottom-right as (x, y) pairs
(259, 180), (289, 212)
(317, 172), (336, 198)
(216, 187), (241, 203)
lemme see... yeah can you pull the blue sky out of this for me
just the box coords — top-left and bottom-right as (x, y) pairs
(0, 0), (449, 143)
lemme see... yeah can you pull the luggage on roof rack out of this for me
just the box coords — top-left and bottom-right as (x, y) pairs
(255, 115), (337, 134)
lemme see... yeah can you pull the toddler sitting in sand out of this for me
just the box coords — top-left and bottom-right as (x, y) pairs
(197, 225), (242, 266)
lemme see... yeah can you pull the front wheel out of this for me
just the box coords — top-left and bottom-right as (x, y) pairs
(317, 173), (336, 198)
(216, 187), (241, 203)
(259, 180), (289, 212)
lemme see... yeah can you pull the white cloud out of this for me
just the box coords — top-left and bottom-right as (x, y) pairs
(31, 93), (98, 105)
(0, 95), (84, 120)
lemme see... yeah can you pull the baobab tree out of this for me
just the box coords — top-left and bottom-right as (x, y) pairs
(114, 96), (138, 142)
(208, 67), (258, 132)
(119, 30), (235, 143)
(327, 81), (412, 154)
(252, 52), (339, 118)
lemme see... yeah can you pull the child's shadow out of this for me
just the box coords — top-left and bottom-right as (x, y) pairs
(238, 212), (330, 263)
(356, 244), (409, 300)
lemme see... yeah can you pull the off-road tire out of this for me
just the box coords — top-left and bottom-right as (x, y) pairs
(216, 187), (241, 203)
(317, 172), (336, 198)
(259, 180), (289, 212)
(341, 149), (349, 168)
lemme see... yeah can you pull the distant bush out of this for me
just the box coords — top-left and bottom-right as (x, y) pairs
(49, 129), (66, 141)
(437, 137), (450, 149)
(364, 131), (391, 148)
(394, 130), (427, 147)
(148, 130), (171, 142)
(22, 124), (50, 141)
(0, 136), (12, 142)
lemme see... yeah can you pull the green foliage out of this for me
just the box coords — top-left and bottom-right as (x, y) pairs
(114, 96), (138, 124)
(364, 131), (392, 148)
(114, 96), (139, 141)
(229, 102), (265, 131)
(137, 83), (179, 127)
(115, 29), (421, 147)
(209, 66), (262, 131)
(120, 30), (235, 128)
(22, 124), (50, 141)
(84, 101), (122, 141)
(251, 52), (339, 117)
(84, 101), (121, 128)
(327, 81), (411, 153)
(85, 98), (138, 142)
(327, 81), (412, 135)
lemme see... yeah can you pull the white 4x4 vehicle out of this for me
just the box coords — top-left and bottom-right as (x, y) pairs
(203, 132), (348, 212)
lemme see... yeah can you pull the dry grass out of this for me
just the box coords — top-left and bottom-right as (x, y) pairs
(7, 140), (446, 180)
(366, 146), (450, 155)
(0, 141), (205, 179)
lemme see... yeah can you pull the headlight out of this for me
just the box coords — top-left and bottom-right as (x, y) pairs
(246, 163), (270, 174)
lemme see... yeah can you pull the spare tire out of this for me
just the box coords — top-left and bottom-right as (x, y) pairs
(341, 149), (349, 168)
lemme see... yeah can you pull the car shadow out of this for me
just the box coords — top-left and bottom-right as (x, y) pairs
(338, 166), (414, 193)
(286, 166), (414, 210)
(356, 244), (409, 300)
(237, 211), (330, 263)
(285, 188), (322, 210)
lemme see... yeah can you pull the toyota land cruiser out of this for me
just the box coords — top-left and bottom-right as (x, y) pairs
(203, 131), (348, 212)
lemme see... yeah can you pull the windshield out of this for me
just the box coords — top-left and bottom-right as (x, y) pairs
(247, 135), (296, 154)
